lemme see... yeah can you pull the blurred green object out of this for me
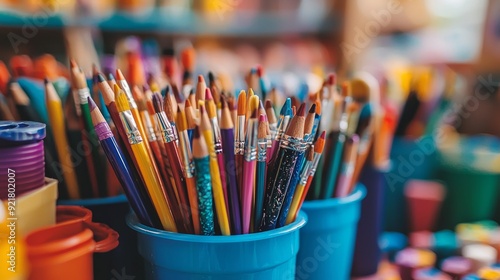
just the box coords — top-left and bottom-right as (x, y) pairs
(384, 135), (438, 233)
(437, 163), (500, 230)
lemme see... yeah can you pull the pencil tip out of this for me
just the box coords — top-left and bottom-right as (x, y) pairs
(208, 71), (215, 83)
(259, 113), (266, 122)
(320, 130), (326, 139)
(43, 78), (49, 84)
(309, 103), (316, 114)
(115, 69), (125, 80)
(88, 96), (97, 111)
(205, 88), (213, 100)
(107, 73), (115, 81)
(265, 99), (272, 109)
(198, 75), (204, 83)
(152, 93), (163, 113)
(256, 65), (263, 77)
(327, 73), (336, 85)
(95, 73), (105, 83)
(297, 103), (306, 117)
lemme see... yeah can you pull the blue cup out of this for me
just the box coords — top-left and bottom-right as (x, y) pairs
(296, 185), (366, 280)
(59, 195), (143, 279)
(127, 212), (307, 279)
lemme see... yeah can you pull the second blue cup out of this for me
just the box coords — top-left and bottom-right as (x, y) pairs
(296, 186), (366, 280)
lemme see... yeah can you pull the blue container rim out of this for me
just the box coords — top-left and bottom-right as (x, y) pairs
(127, 211), (307, 243)
(301, 185), (366, 209)
(58, 194), (128, 206)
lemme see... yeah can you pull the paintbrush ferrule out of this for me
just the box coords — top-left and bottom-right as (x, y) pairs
(119, 110), (143, 144)
(179, 131), (195, 178)
(156, 111), (176, 143)
(118, 80), (137, 109)
(244, 120), (258, 162)
(210, 118), (223, 154)
(269, 123), (277, 140)
(299, 161), (312, 185)
(141, 111), (157, 142)
(235, 116), (246, 155)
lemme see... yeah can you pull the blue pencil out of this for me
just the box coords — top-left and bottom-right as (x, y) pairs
(88, 96), (159, 228)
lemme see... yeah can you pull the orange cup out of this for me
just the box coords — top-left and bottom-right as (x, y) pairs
(25, 206), (119, 280)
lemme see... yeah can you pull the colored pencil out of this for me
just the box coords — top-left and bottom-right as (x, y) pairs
(177, 106), (201, 235)
(152, 94), (193, 233)
(199, 105), (231, 235)
(254, 113), (268, 231)
(89, 96), (158, 227)
(205, 88), (230, 217)
(45, 79), (80, 199)
(192, 125), (215, 235)
(260, 104), (305, 231)
(115, 89), (177, 232)
(277, 103), (315, 227)
(286, 131), (326, 224)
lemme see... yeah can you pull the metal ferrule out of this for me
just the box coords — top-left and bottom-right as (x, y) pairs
(77, 88), (90, 104)
(266, 134), (272, 149)
(244, 120), (258, 161)
(170, 122), (179, 142)
(310, 153), (322, 176)
(118, 80), (137, 109)
(269, 123), (277, 140)
(141, 111), (157, 142)
(280, 134), (306, 151)
(274, 116), (284, 141)
(235, 116), (246, 155)
(299, 161), (313, 185)
(210, 118), (223, 154)
(179, 131), (195, 178)
(119, 110), (143, 144)
(156, 111), (176, 143)
(257, 137), (267, 162)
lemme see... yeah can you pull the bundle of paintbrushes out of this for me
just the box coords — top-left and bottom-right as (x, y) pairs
(307, 73), (384, 201)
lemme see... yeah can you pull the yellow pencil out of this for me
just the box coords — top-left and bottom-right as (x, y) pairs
(44, 79), (80, 199)
(199, 105), (231, 235)
(116, 89), (178, 232)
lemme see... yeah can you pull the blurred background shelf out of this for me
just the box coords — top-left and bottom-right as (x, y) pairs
(0, 10), (340, 36)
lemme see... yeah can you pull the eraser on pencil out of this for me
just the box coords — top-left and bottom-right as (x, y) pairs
(409, 231), (433, 249)
(441, 256), (473, 279)
(462, 244), (497, 272)
(404, 180), (445, 232)
(413, 268), (451, 280)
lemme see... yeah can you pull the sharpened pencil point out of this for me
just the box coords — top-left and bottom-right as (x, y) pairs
(88, 96), (97, 111)
(152, 93), (164, 113)
(205, 88), (213, 100)
(115, 69), (125, 80)
(193, 125), (201, 138)
(297, 103), (305, 117)
(198, 75), (204, 83)
(43, 78), (49, 84)
(265, 99), (272, 109)
(309, 104), (316, 114)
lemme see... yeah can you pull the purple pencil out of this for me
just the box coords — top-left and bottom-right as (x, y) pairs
(220, 97), (242, 234)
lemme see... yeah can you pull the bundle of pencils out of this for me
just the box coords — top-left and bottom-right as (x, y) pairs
(80, 62), (333, 235)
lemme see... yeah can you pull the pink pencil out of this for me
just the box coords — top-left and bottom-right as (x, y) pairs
(242, 110), (258, 234)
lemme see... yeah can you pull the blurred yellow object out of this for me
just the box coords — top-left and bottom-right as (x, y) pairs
(0, 194), (28, 280)
(417, 249), (436, 267)
(478, 267), (500, 279)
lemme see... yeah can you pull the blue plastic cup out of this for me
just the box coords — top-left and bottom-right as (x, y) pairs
(296, 185), (366, 280)
(59, 195), (143, 280)
(127, 212), (307, 279)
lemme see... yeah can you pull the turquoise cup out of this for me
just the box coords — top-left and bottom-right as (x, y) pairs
(296, 186), (366, 280)
(127, 212), (307, 279)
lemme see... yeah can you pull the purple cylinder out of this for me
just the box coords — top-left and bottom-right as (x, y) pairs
(351, 163), (385, 277)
